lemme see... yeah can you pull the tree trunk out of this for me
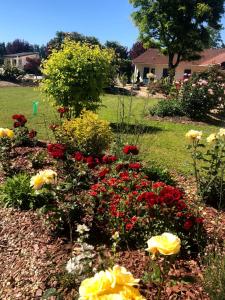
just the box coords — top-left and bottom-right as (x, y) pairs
(168, 54), (176, 84)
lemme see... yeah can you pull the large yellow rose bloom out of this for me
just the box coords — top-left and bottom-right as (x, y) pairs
(0, 128), (14, 139)
(146, 233), (181, 259)
(40, 169), (57, 184)
(185, 130), (202, 142)
(79, 265), (145, 300)
(30, 173), (46, 190)
(206, 133), (217, 144)
(218, 128), (225, 138)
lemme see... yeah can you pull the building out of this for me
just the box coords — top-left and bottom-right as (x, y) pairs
(132, 48), (225, 83)
(3, 52), (40, 70)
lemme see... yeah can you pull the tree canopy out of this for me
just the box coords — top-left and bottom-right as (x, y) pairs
(129, 0), (225, 78)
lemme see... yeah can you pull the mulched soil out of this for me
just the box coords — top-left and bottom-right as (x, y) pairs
(0, 145), (224, 299)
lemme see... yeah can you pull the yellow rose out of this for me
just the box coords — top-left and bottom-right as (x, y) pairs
(206, 133), (217, 144)
(146, 233), (181, 259)
(4, 129), (14, 139)
(79, 266), (145, 300)
(110, 265), (139, 287)
(218, 128), (225, 138)
(0, 128), (6, 138)
(40, 169), (57, 184)
(30, 173), (46, 190)
(185, 130), (202, 142)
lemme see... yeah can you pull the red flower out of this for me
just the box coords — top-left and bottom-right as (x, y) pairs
(86, 156), (99, 169)
(12, 114), (27, 126)
(123, 145), (139, 155)
(125, 223), (134, 231)
(47, 143), (66, 159)
(195, 217), (203, 224)
(98, 168), (110, 179)
(28, 130), (37, 139)
(73, 151), (84, 162)
(183, 219), (193, 230)
(129, 162), (142, 170)
(115, 163), (128, 172)
(152, 182), (166, 189)
(102, 155), (117, 164)
(57, 107), (69, 117)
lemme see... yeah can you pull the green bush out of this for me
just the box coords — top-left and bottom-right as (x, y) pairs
(149, 98), (184, 117)
(41, 40), (115, 117)
(142, 163), (175, 186)
(179, 66), (225, 119)
(0, 65), (24, 82)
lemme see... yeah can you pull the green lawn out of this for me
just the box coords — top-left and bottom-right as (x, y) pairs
(0, 86), (219, 174)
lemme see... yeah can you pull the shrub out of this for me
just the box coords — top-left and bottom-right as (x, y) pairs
(12, 114), (37, 146)
(142, 163), (175, 186)
(56, 110), (113, 155)
(0, 65), (24, 82)
(87, 155), (205, 254)
(149, 98), (184, 117)
(0, 128), (14, 175)
(41, 40), (115, 117)
(179, 66), (225, 119)
(186, 128), (225, 209)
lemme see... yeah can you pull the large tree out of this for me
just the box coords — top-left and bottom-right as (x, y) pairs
(129, 0), (225, 80)
(129, 41), (146, 60)
(6, 39), (34, 54)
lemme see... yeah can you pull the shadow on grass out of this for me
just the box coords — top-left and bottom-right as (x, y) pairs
(110, 122), (162, 134)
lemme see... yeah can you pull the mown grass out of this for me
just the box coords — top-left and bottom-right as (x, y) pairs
(0, 86), (219, 174)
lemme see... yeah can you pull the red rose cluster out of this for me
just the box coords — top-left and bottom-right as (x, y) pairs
(123, 145), (139, 155)
(73, 152), (117, 169)
(12, 114), (27, 128)
(47, 143), (66, 159)
(28, 130), (37, 139)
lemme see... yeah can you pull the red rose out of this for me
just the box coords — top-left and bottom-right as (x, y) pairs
(125, 223), (134, 231)
(129, 162), (142, 170)
(57, 107), (69, 117)
(28, 130), (37, 139)
(102, 155), (117, 164)
(98, 168), (110, 178)
(183, 219), (193, 230)
(123, 145), (139, 155)
(12, 114), (27, 126)
(47, 143), (66, 159)
(73, 151), (84, 162)
(195, 217), (203, 224)
(14, 121), (21, 128)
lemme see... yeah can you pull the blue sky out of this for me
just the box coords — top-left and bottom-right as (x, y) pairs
(0, 0), (225, 49)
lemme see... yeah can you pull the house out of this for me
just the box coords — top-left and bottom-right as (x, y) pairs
(132, 48), (225, 82)
(3, 52), (40, 70)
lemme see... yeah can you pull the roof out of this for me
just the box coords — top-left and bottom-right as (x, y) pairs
(133, 48), (225, 67)
(4, 52), (39, 58)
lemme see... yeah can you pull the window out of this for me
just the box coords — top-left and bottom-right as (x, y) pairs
(162, 68), (168, 77)
(184, 69), (191, 75)
(143, 67), (150, 79)
(12, 59), (17, 66)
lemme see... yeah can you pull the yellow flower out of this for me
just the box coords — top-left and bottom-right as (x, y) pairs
(206, 133), (217, 144)
(110, 265), (140, 287)
(0, 128), (14, 139)
(185, 130), (202, 142)
(30, 173), (46, 190)
(218, 128), (225, 138)
(146, 233), (181, 259)
(40, 169), (57, 184)
(112, 231), (119, 240)
(79, 266), (145, 300)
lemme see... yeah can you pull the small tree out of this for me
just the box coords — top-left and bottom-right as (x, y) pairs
(41, 40), (114, 117)
(24, 57), (41, 75)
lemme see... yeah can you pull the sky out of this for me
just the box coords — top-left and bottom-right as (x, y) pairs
(0, 0), (225, 49)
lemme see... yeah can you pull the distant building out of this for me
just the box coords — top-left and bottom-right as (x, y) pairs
(132, 48), (225, 82)
(3, 52), (40, 70)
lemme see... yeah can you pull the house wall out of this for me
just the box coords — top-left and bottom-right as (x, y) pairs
(4, 53), (39, 70)
(134, 63), (208, 82)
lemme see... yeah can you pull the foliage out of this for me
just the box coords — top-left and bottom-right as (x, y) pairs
(142, 164), (175, 186)
(56, 110), (113, 155)
(203, 252), (225, 300)
(41, 40), (115, 117)
(5, 39), (34, 54)
(0, 64), (24, 82)
(179, 66), (225, 119)
(186, 128), (225, 209)
(129, 0), (224, 80)
(129, 41), (146, 60)
(23, 57), (41, 75)
(149, 98), (184, 117)
(0, 129), (14, 175)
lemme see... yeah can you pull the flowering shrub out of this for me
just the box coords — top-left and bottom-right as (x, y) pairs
(47, 143), (66, 159)
(179, 66), (225, 119)
(55, 111), (113, 155)
(186, 128), (225, 209)
(88, 158), (204, 253)
(12, 114), (37, 145)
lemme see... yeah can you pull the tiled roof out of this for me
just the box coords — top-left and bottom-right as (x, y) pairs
(133, 48), (225, 66)
(4, 52), (39, 58)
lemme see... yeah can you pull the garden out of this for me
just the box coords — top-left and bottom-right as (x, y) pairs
(0, 40), (225, 300)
